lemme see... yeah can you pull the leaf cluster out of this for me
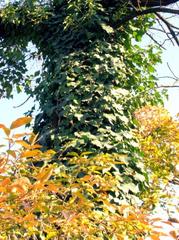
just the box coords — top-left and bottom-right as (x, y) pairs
(0, 115), (176, 239)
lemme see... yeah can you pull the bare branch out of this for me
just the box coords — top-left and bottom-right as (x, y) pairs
(155, 17), (176, 45)
(156, 13), (179, 46)
(157, 85), (179, 87)
(146, 32), (166, 49)
(158, 75), (179, 80)
(167, 62), (179, 79)
(13, 96), (31, 108)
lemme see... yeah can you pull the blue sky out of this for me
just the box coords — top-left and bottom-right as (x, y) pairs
(157, 44), (179, 116)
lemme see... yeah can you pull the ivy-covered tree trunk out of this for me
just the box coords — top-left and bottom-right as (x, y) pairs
(31, 2), (163, 155)
(1, 0), (176, 155)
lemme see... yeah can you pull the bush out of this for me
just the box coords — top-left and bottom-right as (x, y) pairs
(0, 114), (177, 239)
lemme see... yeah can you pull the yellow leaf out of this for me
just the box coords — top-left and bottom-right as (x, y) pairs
(7, 150), (16, 158)
(0, 124), (10, 136)
(10, 117), (32, 129)
(29, 133), (39, 145)
(10, 177), (31, 194)
(45, 149), (56, 155)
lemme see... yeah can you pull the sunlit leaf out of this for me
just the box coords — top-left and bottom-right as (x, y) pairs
(20, 150), (41, 158)
(0, 124), (10, 136)
(15, 140), (31, 149)
(36, 166), (54, 182)
(7, 150), (16, 158)
(10, 117), (32, 129)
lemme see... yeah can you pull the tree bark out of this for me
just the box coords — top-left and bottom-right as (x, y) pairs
(102, 0), (179, 8)
(131, 0), (179, 7)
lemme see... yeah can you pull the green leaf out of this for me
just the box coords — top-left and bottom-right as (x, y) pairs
(101, 23), (114, 34)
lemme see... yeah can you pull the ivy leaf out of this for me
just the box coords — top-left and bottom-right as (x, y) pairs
(101, 23), (114, 34)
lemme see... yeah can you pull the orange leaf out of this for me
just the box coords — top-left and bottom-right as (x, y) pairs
(81, 175), (91, 181)
(31, 144), (42, 149)
(10, 117), (32, 129)
(16, 177), (31, 191)
(12, 132), (31, 138)
(24, 213), (35, 222)
(62, 210), (77, 221)
(0, 158), (7, 167)
(0, 167), (6, 174)
(33, 181), (44, 190)
(46, 183), (59, 192)
(150, 217), (162, 223)
(10, 177), (31, 194)
(21, 150), (41, 158)
(0, 178), (11, 186)
(36, 166), (54, 182)
(170, 230), (177, 239)
(0, 196), (7, 203)
(0, 124), (10, 136)
(150, 235), (160, 240)
(16, 140), (31, 149)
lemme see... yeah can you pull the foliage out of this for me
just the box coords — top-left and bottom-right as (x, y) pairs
(0, 116), (176, 239)
(0, 0), (165, 153)
(135, 105), (179, 208)
(0, 2), (178, 239)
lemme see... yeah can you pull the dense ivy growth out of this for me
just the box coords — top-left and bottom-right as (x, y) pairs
(0, 0), (167, 203)
(0, 1), (165, 152)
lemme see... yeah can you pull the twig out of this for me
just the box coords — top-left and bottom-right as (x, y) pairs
(13, 96), (31, 108)
(167, 62), (179, 79)
(156, 13), (179, 46)
(157, 85), (179, 87)
(158, 75), (178, 80)
(146, 32), (166, 49)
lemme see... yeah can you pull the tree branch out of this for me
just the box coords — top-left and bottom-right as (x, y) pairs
(115, 7), (179, 28)
(146, 32), (166, 49)
(156, 13), (179, 46)
(131, 0), (179, 7)
(157, 85), (179, 87)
